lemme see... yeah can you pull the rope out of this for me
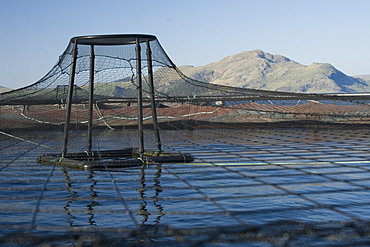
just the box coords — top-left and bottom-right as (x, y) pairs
(20, 108), (63, 125)
(94, 103), (115, 130)
(0, 130), (58, 150)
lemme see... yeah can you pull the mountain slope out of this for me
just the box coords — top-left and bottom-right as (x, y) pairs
(0, 86), (12, 93)
(179, 50), (370, 93)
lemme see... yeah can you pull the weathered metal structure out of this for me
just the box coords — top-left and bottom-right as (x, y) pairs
(6, 34), (194, 168)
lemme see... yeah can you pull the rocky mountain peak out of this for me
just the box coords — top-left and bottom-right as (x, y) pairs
(180, 50), (370, 93)
(218, 50), (291, 65)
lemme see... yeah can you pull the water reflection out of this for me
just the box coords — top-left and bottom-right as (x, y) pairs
(63, 169), (98, 227)
(62, 165), (163, 228)
(87, 171), (98, 226)
(137, 164), (164, 227)
(137, 165), (149, 225)
(63, 169), (77, 227)
(153, 164), (164, 225)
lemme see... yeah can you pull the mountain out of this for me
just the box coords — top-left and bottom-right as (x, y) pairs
(178, 50), (370, 93)
(356, 74), (370, 85)
(0, 86), (12, 93)
(357, 74), (370, 79)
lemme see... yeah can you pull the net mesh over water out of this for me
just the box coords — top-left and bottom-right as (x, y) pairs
(1, 34), (370, 246)
(2, 128), (370, 246)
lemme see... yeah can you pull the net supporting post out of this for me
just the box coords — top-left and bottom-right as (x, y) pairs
(136, 37), (144, 158)
(87, 45), (95, 156)
(62, 39), (78, 156)
(146, 40), (162, 152)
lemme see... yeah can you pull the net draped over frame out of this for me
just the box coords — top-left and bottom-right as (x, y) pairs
(2, 34), (370, 246)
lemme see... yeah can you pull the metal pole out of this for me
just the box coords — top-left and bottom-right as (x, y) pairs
(62, 39), (78, 156)
(146, 40), (162, 152)
(136, 37), (144, 157)
(87, 45), (95, 155)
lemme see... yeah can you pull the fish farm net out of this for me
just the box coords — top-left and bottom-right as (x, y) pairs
(2, 34), (370, 246)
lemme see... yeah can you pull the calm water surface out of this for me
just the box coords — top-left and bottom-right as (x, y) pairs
(1, 128), (370, 245)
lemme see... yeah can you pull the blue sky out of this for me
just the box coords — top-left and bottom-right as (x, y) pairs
(1, 0), (370, 89)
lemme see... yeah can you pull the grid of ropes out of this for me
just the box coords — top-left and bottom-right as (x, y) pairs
(2, 126), (370, 245)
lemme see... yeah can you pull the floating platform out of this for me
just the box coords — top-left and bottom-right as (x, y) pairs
(37, 148), (194, 170)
